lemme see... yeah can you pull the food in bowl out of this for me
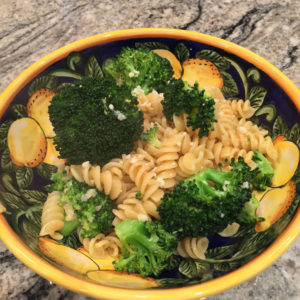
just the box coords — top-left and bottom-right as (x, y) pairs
(0, 29), (299, 299)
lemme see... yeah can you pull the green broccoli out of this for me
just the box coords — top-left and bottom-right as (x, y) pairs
(59, 219), (80, 236)
(135, 192), (142, 200)
(158, 157), (253, 238)
(141, 124), (161, 147)
(238, 194), (264, 224)
(50, 172), (65, 191)
(49, 77), (144, 166)
(250, 151), (274, 190)
(103, 47), (173, 94)
(51, 172), (114, 239)
(113, 219), (178, 277)
(161, 78), (216, 137)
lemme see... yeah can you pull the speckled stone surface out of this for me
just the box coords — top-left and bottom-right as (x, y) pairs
(0, 0), (299, 299)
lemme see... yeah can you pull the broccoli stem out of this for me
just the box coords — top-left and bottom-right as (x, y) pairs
(60, 219), (80, 236)
(116, 219), (154, 252)
(189, 168), (232, 190)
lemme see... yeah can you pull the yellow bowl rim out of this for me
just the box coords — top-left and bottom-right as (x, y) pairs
(0, 28), (299, 300)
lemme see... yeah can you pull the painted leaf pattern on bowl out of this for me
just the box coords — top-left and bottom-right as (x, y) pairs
(0, 39), (299, 288)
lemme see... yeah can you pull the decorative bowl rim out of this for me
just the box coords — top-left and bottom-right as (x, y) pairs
(0, 28), (299, 300)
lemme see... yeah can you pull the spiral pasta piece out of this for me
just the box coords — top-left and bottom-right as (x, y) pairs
(123, 154), (163, 203)
(135, 144), (156, 164)
(176, 237), (209, 259)
(137, 89), (164, 116)
(173, 114), (194, 135)
(205, 92), (277, 162)
(155, 133), (184, 188)
(203, 137), (255, 168)
(40, 191), (64, 240)
(222, 119), (278, 161)
(65, 160), (123, 200)
(116, 174), (137, 205)
(214, 97), (238, 130)
(176, 134), (215, 178)
(79, 230), (122, 259)
(113, 187), (159, 225)
(230, 99), (256, 119)
(144, 115), (177, 141)
(177, 149), (213, 178)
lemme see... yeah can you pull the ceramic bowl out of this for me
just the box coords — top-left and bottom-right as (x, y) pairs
(0, 28), (299, 300)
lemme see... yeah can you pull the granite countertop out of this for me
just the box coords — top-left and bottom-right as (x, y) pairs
(0, 0), (299, 299)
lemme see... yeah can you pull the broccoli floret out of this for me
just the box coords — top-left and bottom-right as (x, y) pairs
(158, 157), (253, 237)
(238, 194), (264, 224)
(141, 124), (161, 147)
(49, 77), (144, 166)
(161, 78), (216, 137)
(51, 173), (114, 238)
(113, 219), (178, 277)
(50, 173), (65, 191)
(250, 151), (274, 190)
(103, 47), (173, 94)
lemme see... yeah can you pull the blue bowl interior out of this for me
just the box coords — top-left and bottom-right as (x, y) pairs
(0, 37), (299, 289)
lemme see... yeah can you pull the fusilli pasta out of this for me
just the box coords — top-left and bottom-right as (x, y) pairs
(65, 160), (124, 200)
(40, 191), (64, 240)
(137, 89), (164, 116)
(177, 135), (214, 178)
(176, 236), (209, 259)
(79, 230), (122, 259)
(204, 87), (277, 163)
(230, 99), (256, 119)
(42, 85), (277, 265)
(155, 133), (183, 188)
(122, 153), (163, 203)
(113, 193), (158, 225)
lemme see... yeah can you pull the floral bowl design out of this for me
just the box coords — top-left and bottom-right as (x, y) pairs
(0, 29), (299, 300)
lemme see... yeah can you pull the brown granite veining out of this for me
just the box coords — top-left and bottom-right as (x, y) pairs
(0, 0), (299, 299)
